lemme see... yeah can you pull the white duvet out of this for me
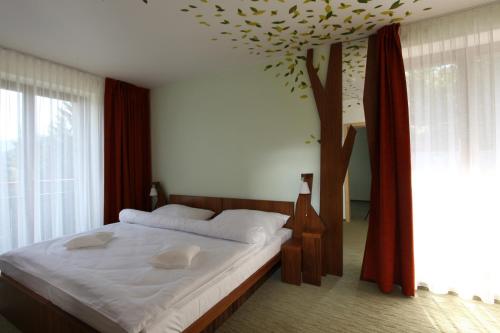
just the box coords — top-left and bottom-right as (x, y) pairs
(0, 217), (264, 333)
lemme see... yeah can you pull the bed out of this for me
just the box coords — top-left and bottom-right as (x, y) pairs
(0, 195), (294, 333)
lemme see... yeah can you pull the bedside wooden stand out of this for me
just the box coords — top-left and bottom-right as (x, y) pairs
(302, 232), (322, 286)
(281, 238), (302, 285)
(283, 173), (325, 287)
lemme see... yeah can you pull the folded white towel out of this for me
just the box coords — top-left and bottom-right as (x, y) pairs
(64, 232), (114, 250)
(149, 245), (201, 269)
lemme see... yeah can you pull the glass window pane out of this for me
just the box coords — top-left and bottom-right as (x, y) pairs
(35, 95), (75, 238)
(0, 88), (23, 252)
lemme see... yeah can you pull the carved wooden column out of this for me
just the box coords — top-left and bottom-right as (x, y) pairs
(306, 43), (357, 276)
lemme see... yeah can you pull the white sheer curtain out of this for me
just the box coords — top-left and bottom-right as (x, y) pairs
(0, 47), (104, 253)
(401, 3), (500, 304)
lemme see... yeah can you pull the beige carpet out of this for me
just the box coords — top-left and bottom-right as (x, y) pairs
(217, 202), (500, 333)
(2, 202), (500, 332)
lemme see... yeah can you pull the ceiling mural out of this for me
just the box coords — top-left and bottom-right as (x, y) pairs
(342, 37), (367, 121)
(304, 38), (367, 144)
(180, 0), (432, 98)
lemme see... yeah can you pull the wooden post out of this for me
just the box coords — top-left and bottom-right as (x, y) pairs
(306, 43), (357, 276)
(291, 173), (325, 239)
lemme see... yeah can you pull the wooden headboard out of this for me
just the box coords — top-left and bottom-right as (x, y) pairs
(169, 195), (223, 214)
(168, 194), (294, 219)
(221, 198), (294, 216)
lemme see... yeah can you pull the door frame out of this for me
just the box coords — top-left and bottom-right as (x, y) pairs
(343, 122), (366, 223)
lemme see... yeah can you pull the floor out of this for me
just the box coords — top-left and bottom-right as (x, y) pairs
(2, 201), (500, 332)
(217, 201), (500, 332)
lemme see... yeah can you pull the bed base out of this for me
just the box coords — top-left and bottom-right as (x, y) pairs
(185, 253), (280, 333)
(0, 273), (99, 333)
(0, 254), (280, 333)
(0, 194), (293, 333)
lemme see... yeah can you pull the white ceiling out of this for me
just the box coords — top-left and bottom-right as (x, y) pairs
(0, 0), (495, 88)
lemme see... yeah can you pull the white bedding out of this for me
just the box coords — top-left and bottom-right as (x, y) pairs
(0, 220), (291, 333)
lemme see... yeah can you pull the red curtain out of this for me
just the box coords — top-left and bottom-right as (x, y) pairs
(104, 78), (152, 224)
(361, 24), (415, 296)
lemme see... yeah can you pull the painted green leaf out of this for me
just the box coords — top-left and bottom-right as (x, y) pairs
(180, 0), (432, 101)
(390, 1), (404, 10)
(245, 20), (262, 28)
(352, 9), (366, 15)
(250, 7), (266, 15)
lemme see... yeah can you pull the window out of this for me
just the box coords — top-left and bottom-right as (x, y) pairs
(0, 47), (104, 253)
(401, 3), (500, 303)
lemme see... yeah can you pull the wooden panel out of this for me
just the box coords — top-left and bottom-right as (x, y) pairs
(0, 274), (99, 333)
(281, 239), (302, 286)
(222, 198), (294, 217)
(321, 232), (327, 276)
(184, 254), (281, 333)
(292, 174), (309, 239)
(302, 233), (322, 286)
(169, 195), (223, 214)
(294, 173), (324, 238)
(168, 195), (294, 218)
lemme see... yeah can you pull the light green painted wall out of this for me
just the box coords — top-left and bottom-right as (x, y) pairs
(151, 64), (322, 210)
(348, 127), (371, 201)
(151, 41), (368, 212)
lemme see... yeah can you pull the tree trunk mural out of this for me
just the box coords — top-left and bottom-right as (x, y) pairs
(306, 43), (357, 276)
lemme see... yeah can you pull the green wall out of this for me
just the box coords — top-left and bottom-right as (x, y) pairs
(150, 41), (367, 212)
(151, 64), (322, 210)
(348, 127), (371, 201)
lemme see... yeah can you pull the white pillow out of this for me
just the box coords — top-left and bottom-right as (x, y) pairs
(120, 209), (267, 245)
(152, 204), (215, 220)
(202, 221), (267, 244)
(149, 245), (200, 269)
(212, 209), (289, 242)
(64, 232), (114, 250)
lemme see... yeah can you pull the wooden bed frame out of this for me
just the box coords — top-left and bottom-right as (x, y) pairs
(0, 195), (294, 333)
